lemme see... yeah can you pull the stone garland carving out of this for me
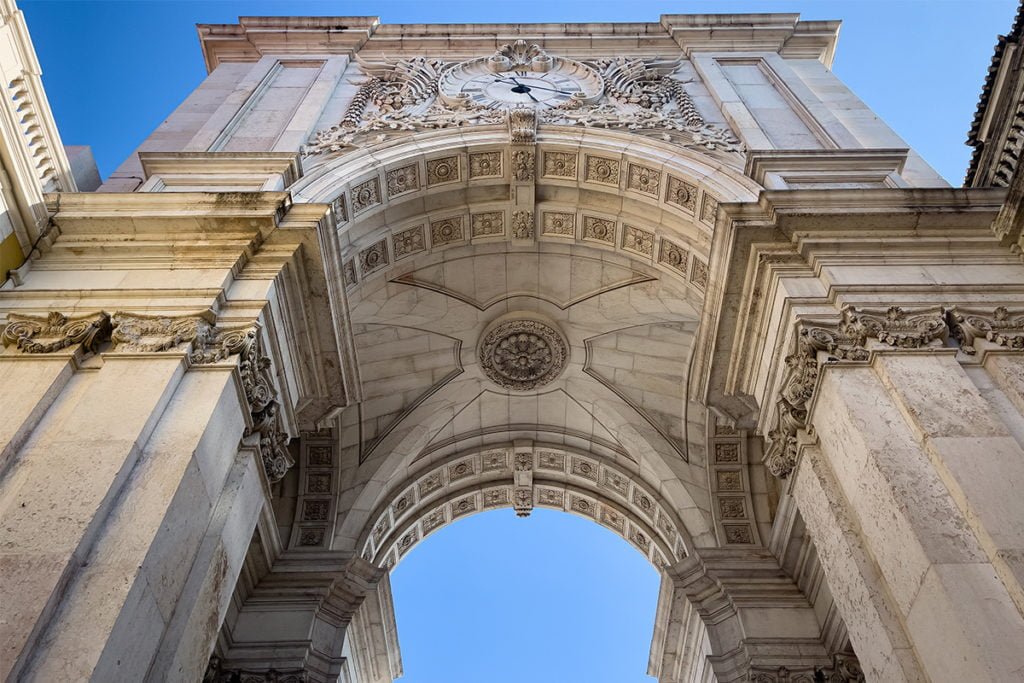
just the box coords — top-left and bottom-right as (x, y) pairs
(511, 210), (534, 239)
(1, 311), (112, 353)
(191, 325), (294, 484)
(303, 47), (742, 157)
(478, 318), (569, 391)
(765, 306), (946, 479)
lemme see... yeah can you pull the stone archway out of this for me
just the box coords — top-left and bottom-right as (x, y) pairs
(285, 126), (766, 560)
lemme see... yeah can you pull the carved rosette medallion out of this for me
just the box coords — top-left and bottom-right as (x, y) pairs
(478, 317), (568, 391)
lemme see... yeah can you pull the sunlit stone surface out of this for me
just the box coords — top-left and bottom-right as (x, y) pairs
(2, 2), (1024, 682)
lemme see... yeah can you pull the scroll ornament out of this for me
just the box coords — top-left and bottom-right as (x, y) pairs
(1, 311), (111, 353)
(764, 306), (946, 479)
(191, 325), (294, 484)
(303, 46), (742, 156)
(0, 310), (294, 484)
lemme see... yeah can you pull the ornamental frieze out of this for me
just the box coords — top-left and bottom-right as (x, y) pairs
(765, 306), (947, 479)
(109, 311), (216, 352)
(191, 324), (294, 484)
(303, 42), (742, 157)
(0, 309), (294, 484)
(1, 311), (111, 354)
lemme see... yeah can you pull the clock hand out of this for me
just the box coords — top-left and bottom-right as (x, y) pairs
(492, 77), (575, 96)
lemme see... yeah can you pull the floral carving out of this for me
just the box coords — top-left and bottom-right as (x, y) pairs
(478, 318), (568, 391)
(582, 215), (616, 244)
(511, 211), (534, 239)
(386, 163), (419, 198)
(765, 306), (946, 478)
(690, 258), (709, 290)
(585, 156), (619, 185)
(948, 306), (1024, 353)
(191, 325), (294, 484)
(110, 311), (216, 353)
(622, 225), (654, 256)
(351, 177), (381, 214)
(543, 151), (577, 178)
(658, 239), (689, 275)
(542, 212), (575, 237)
(469, 151), (502, 178)
(430, 216), (465, 245)
(359, 239), (389, 274)
(471, 211), (504, 237)
(665, 175), (697, 212)
(512, 150), (536, 181)
(392, 225), (425, 259)
(627, 163), (661, 195)
(1, 311), (111, 354)
(426, 156), (460, 185)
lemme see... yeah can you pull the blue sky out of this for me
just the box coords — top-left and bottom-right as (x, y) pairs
(17, 2), (1019, 681)
(21, 0), (1021, 184)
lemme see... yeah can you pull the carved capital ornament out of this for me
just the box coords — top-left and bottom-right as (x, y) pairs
(765, 306), (947, 479)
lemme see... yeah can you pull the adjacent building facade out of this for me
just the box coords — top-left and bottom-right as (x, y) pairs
(3, 6), (1024, 682)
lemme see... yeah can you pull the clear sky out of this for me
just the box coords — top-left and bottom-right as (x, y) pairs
(20, 0), (1021, 184)
(16, 2), (1019, 681)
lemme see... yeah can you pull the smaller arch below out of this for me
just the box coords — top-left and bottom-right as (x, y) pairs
(359, 442), (693, 572)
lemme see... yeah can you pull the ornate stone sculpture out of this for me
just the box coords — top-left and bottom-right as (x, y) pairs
(110, 311), (216, 352)
(542, 57), (743, 152)
(1, 311), (111, 353)
(303, 46), (743, 156)
(765, 306), (946, 478)
(947, 305), (1024, 352)
(478, 317), (568, 391)
(192, 325), (294, 484)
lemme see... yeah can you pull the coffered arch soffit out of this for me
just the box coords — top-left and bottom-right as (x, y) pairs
(356, 443), (694, 573)
(289, 129), (763, 550)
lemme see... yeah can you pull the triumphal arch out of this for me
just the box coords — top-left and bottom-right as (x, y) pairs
(3, 6), (1024, 682)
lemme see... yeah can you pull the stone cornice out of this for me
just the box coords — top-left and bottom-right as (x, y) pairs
(137, 151), (303, 189)
(45, 191), (292, 237)
(197, 16), (380, 73)
(660, 13), (840, 67)
(194, 14), (838, 72)
(693, 187), (1010, 421)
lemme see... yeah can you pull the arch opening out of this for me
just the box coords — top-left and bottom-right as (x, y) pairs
(386, 507), (662, 683)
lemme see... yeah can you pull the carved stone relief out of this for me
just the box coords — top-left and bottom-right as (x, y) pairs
(765, 306), (947, 478)
(478, 317), (569, 391)
(303, 46), (743, 157)
(1, 311), (111, 354)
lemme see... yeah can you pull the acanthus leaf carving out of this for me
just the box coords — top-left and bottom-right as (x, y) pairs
(948, 305), (1024, 353)
(110, 310), (216, 352)
(764, 306), (946, 479)
(191, 324), (294, 484)
(1, 311), (111, 354)
(304, 49), (743, 157)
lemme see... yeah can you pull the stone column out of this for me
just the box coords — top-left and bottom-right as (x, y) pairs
(784, 308), (1024, 682)
(0, 314), (287, 682)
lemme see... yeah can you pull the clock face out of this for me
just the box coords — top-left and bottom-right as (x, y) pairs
(437, 49), (605, 112)
(458, 71), (586, 110)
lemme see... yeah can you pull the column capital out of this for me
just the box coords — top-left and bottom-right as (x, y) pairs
(765, 305), (947, 478)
